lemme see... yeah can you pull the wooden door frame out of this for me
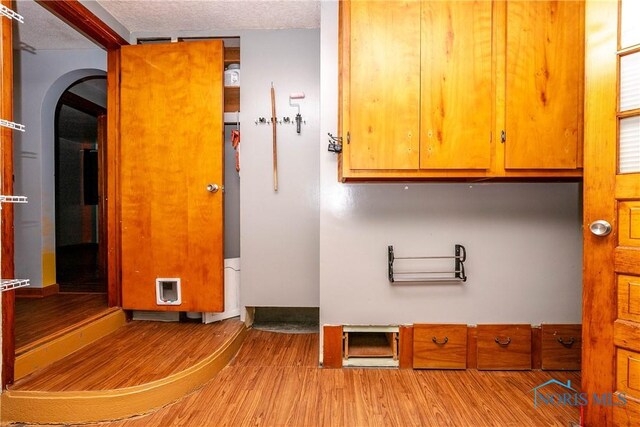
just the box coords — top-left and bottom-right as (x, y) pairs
(1, 0), (128, 387)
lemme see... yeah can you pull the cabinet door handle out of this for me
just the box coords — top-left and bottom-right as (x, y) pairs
(557, 337), (575, 348)
(432, 336), (448, 345)
(494, 337), (511, 346)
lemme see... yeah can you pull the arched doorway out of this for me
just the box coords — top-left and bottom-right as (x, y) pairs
(54, 76), (107, 293)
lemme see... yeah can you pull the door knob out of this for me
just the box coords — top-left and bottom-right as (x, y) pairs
(589, 220), (612, 236)
(206, 184), (219, 193)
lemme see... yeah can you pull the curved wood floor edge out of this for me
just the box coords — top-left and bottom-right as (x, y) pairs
(15, 308), (126, 380)
(1, 324), (248, 424)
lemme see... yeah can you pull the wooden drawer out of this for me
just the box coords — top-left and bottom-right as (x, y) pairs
(617, 348), (640, 400)
(413, 324), (467, 369)
(541, 324), (581, 370)
(477, 325), (531, 370)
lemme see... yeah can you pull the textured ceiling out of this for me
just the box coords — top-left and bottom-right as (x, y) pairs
(13, 0), (100, 50)
(96, 0), (320, 33)
(12, 0), (320, 51)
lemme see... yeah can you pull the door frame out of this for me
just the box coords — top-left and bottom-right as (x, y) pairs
(1, 0), (128, 387)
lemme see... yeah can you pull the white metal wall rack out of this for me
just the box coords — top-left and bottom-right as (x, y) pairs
(0, 119), (25, 132)
(388, 244), (467, 283)
(1, 2), (29, 293)
(0, 4), (24, 23)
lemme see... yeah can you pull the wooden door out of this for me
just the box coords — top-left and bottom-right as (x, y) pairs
(347, 0), (420, 170)
(420, 0), (492, 170)
(504, 0), (583, 169)
(583, 0), (640, 425)
(120, 41), (224, 312)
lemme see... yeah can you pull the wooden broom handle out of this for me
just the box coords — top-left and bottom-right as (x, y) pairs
(271, 83), (278, 192)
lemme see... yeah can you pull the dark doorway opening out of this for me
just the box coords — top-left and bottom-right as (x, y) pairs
(55, 76), (107, 293)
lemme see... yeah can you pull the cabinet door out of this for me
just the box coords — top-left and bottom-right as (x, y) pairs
(504, 1), (582, 169)
(420, 1), (493, 169)
(348, 1), (421, 170)
(120, 41), (224, 312)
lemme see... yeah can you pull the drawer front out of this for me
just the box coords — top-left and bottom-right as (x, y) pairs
(477, 324), (532, 370)
(617, 348), (640, 400)
(541, 324), (581, 370)
(413, 324), (467, 369)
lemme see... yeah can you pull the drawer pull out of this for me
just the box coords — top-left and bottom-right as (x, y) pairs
(557, 337), (575, 348)
(431, 336), (449, 345)
(494, 337), (512, 346)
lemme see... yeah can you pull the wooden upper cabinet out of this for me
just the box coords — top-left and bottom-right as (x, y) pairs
(339, 0), (584, 181)
(420, 1), (493, 170)
(348, 1), (421, 170)
(504, 1), (583, 170)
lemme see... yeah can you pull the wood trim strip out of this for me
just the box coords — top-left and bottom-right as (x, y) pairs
(2, 324), (248, 424)
(531, 326), (542, 370)
(59, 91), (106, 117)
(322, 326), (343, 369)
(1, 0), (15, 389)
(15, 308), (125, 380)
(106, 49), (121, 307)
(614, 319), (640, 353)
(398, 325), (413, 369)
(34, 0), (129, 50)
(582, 0), (619, 425)
(466, 326), (478, 369)
(616, 247), (640, 276)
(15, 284), (59, 299)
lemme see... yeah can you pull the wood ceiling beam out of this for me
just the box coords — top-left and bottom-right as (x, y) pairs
(35, 0), (129, 50)
(60, 91), (106, 117)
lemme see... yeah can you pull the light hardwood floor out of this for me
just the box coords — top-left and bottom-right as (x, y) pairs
(85, 330), (580, 427)
(12, 319), (244, 391)
(15, 293), (108, 350)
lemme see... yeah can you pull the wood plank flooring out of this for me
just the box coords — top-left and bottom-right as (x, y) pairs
(12, 318), (244, 391)
(15, 293), (108, 350)
(88, 330), (581, 427)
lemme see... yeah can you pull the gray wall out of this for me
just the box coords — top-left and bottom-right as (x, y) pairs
(13, 48), (106, 287)
(239, 30), (320, 308)
(318, 0), (582, 336)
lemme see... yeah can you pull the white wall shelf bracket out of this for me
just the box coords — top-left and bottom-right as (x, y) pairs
(0, 5), (24, 23)
(1, 279), (30, 293)
(0, 119), (25, 132)
(0, 195), (28, 204)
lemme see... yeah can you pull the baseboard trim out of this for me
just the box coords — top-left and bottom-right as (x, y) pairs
(16, 284), (59, 298)
(2, 324), (248, 424)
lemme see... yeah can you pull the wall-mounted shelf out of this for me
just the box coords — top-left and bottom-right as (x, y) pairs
(1, 279), (30, 293)
(0, 195), (28, 204)
(0, 4), (24, 23)
(388, 244), (467, 283)
(224, 112), (240, 125)
(224, 87), (240, 113)
(0, 119), (25, 132)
